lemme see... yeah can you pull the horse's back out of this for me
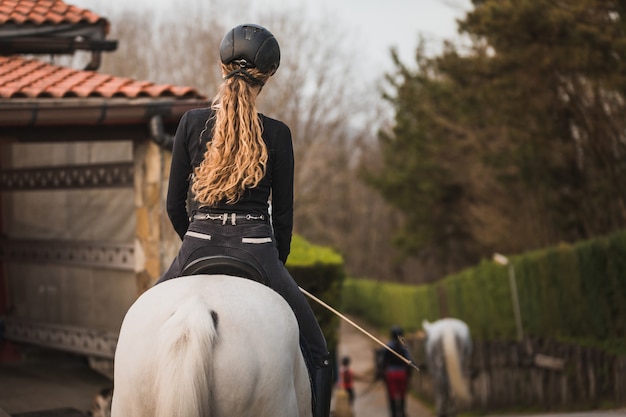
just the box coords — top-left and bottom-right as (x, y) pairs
(423, 318), (469, 344)
(111, 275), (311, 417)
(423, 317), (472, 409)
(423, 317), (472, 364)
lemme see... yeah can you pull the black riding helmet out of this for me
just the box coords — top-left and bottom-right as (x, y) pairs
(219, 24), (280, 75)
(391, 325), (404, 339)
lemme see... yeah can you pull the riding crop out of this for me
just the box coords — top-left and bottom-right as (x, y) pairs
(299, 286), (420, 372)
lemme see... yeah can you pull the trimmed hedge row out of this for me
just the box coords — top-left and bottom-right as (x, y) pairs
(342, 230), (626, 343)
(341, 278), (440, 333)
(286, 235), (345, 353)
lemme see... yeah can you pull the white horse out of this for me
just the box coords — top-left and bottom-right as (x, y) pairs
(111, 274), (312, 417)
(422, 318), (472, 417)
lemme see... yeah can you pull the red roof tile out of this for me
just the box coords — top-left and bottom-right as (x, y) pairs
(0, 0), (105, 28)
(0, 55), (206, 99)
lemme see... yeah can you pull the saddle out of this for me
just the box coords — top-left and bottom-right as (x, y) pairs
(180, 255), (269, 285)
(179, 255), (318, 411)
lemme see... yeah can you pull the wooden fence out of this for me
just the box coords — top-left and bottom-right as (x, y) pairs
(408, 336), (626, 412)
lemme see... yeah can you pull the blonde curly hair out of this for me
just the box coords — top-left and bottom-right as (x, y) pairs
(191, 63), (272, 206)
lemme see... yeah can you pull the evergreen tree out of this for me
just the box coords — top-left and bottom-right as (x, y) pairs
(364, 0), (626, 274)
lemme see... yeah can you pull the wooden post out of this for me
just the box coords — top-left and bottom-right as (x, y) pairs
(133, 139), (164, 295)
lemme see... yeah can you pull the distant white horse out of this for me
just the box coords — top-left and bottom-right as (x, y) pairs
(422, 318), (472, 417)
(111, 274), (312, 417)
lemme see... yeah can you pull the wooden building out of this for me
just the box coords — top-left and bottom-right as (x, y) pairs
(0, 0), (209, 375)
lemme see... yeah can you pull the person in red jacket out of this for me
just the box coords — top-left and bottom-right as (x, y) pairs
(338, 356), (355, 405)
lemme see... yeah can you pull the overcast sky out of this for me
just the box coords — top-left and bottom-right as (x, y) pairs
(70, 0), (473, 76)
(256, 0), (473, 67)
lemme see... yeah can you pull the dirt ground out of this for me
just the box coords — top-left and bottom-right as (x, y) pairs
(0, 345), (111, 416)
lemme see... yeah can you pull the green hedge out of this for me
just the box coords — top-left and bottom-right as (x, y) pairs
(287, 235), (345, 353)
(343, 230), (626, 343)
(341, 277), (440, 333)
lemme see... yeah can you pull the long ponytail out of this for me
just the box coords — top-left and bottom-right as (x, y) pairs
(191, 63), (270, 206)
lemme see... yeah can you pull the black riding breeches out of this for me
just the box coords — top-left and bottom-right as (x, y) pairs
(157, 219), (328, 360)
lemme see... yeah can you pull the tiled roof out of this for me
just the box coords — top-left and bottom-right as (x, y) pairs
(0, 55), (205, 99)
(0, 0), (105, 27)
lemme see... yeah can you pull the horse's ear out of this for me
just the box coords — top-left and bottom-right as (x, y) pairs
(422, 319), (430, 332)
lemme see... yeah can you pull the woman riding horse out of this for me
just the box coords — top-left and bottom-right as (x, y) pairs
(156, 23), (332, 417)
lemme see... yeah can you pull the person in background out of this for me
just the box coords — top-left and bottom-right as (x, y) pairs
(380, 326), (412, 417)
(338, 355), (355, 405)
(157, 23), (332, 417)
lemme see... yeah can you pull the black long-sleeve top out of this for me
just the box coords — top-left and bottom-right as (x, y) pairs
(166, 107), (294, 263)
(383, 340), (412, 370)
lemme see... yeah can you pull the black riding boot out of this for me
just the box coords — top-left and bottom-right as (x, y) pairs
(313, 354), (333, 417)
